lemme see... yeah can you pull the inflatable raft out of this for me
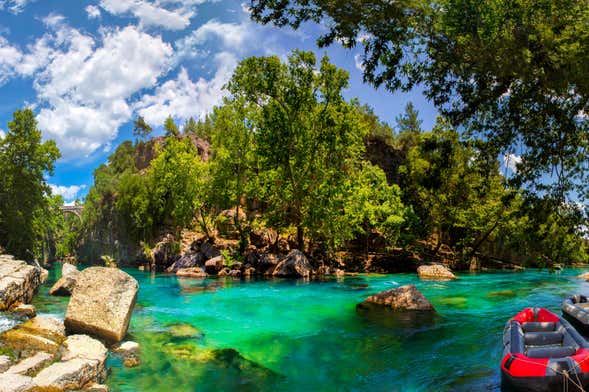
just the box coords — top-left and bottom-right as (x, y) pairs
(563, 295), (589, 335)
(501, 307), (589, 391)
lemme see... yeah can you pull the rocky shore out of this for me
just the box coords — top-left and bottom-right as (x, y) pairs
(0, 256), (138, 392)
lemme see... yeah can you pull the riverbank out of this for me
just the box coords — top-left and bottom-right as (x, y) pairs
(13, 263), (589, 391)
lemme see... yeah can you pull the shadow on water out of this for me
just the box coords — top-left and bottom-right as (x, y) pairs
(355, 303), (441, 331)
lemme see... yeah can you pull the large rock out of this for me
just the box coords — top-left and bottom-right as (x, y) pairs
(0, 257), (44, 310)
(417, 264), (457, 280)
(49, 265), (80, 296)
(33, 335), (107, 390)
(578, 272), (589, 281)
(204, 256), (224, 274)
(166, 253), (202, 273)
(0, 317), (66, 355)
(6, 351), (53, 376)
(176, 267), (208, 279)
(0, 373), (33, 391)
(65, 267), (138, 344)
(272, 250), (311, 278)
(359, 284), (435, 311)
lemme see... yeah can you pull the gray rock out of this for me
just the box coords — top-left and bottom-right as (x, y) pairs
(417, 264), (457, 280)
(272, 250), (311, 278)
(0, 373), (33, 391)
(62, 263), (78, 277)
(65, 268), (138, 344)
(359, 284), (435, 311)
(6, 352), (53, 376)
(0, 258), (43, 310)
(49, 272), (79, 296)
(200, 241), (220, 260)
(204, 256), (224, 274)
(176, 267), (208, 279)
(0, 355), (11, 373)
(166, 253), (202, 273)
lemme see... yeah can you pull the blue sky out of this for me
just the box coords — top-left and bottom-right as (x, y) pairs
(0, 0), (439, 203)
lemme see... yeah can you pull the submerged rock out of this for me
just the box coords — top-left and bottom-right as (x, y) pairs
(272, 250), (311, 278)
(417, 264), (457, 281)
(65, 267), (138, 344)
(358, 284), (435, 311)
(167, 322), (204, 339)
(0, 256), (45, 310)
(0, 316), (66, 355)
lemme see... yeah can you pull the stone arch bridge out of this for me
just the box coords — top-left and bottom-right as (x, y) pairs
(59, 205), (84, 220)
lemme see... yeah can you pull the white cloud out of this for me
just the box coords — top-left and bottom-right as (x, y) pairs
(177, 20), (252, 56)
(99, 0), (193, 30)
(503, 153), (522, 173)
(0, 0), (31, 14)
(28, 24), (173, 159)
(85, 5), (101, 19)
(354, 53), (364, 72)
(0, 129), (5, 139)
(49, 184), (86, 202)
(0, 36), (22, 84)
(135, 52), (237, 125)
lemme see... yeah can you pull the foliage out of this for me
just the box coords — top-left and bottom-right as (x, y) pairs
(249, 0), (589, 201)
(133, 116), (153, 139)
(164, 116), (180, 137)
(0, 109), (60, 260)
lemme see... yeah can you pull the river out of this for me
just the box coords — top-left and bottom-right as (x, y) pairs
(22, 265), (589, 391)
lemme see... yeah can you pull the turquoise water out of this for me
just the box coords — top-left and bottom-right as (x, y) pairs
(30, 266), (589, 391)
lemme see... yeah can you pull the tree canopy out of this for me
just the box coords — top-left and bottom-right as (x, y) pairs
(249, 0), (589, 202)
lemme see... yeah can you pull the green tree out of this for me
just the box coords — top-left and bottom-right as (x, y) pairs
(164, 116), (180, 137)
(133, 116), (152, 139)
(182, 117), (198, 135)
(228, 50), (368, 250)
(250, 0), (589, 201)
(0, 109), (60, 260)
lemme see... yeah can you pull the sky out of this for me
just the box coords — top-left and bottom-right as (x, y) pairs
(0, 0), (440, 203)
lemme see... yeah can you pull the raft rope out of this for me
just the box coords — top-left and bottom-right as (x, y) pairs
(508, 354), (588, 391)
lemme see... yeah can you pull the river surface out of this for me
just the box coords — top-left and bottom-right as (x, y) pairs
(22, 266), (589, 391)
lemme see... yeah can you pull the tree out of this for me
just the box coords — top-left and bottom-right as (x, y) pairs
(133, 116), (152, 139)
(210, 98), (258, 250)
(249, 0), (589, 201)
(227, 50), (369, 250)
(0, 109), (60, 260)
(164, 116), (180, 137)
(182, 117), (198, 135)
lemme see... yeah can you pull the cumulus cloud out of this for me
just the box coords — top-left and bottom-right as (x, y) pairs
(503, 153), (522, 173)
(0, 36), (22, 84)
(21, 23), (173, 159)
(99, 0), (194, 30)
(135, 52), (237, 125)
(49, 183), (86, 202)
(85, 5), (101, 19)
(176, 20), (252, 57)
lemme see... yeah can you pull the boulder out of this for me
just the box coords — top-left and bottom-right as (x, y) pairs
(0, 373), (33, 391)
(218, 268), (230, 277)
(204, 255), (224, 274)
(259, 253), (279, 275)
(176, 267), (208, 279)
(62, 263), (78, 277)
(166, 253), (202, 273)
(228, 270), (241, 278)
(200, 241), (220, 261)
(113, 341), (140, 357)
(151, 234), (178, 271)
(417, 264), (457, 280)
(272, 250), (311, 278)
(86, 383), (109, 392)
(0, 258), (44, 310)
(358, 284), (435, 311)
(33, 335), (107, 390)
(578, 272), (589, 281)
(1, 317), (66, 355)
(65, 267), (138, 344)
(243, 267), (256, 277)
(6, 351), (53, 376)
(10, 304), (36, 318)
(49, 272), (79, 296)
(249, 228), (278, 249)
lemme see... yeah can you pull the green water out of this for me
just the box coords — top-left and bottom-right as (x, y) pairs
(29, 267), (589, 391)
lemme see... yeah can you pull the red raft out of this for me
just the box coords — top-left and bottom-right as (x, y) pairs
(501, 307), (589, 391)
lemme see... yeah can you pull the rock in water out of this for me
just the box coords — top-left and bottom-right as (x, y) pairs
(62, 262), (78, 277)
(358, 284), (435, 311)
(578, 272), (589, 281)
(176, 267), (208, 279)
(65, 267), (138, 344)
(417, 264), (457, 280)
(0, 256), (44, 310)
(34, 334), (107, 390)
(272, 250), (311, 278)
(49, 264), (80, 296)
